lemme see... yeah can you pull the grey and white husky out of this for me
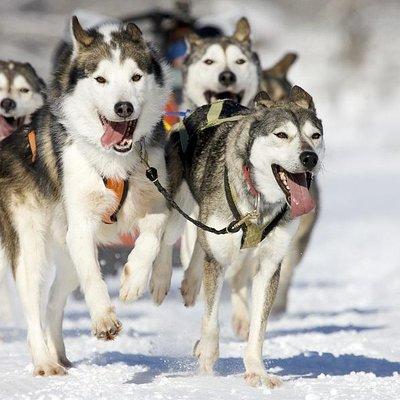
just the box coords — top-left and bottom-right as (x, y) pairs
(159, 87), (324, 387)
(0, 17), (170, 376)
(0, 61), (45, 141)
(149, 17), (262, 306)
(182, 17), (261, 109)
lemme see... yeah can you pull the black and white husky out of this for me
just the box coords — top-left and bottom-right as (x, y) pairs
(0, 17), (170, 376)
(157, 87), (324, 387)
(0, 60), (45, 141)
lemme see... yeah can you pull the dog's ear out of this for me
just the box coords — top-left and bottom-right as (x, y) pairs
(126, 22), (143, 40)
(254, 91), (274, 108)
(264, 53), (297, 78)
(233, 17), (251, 44)
(71, 16), (94, 48)
(290, 86), (315, 111)
(185, 33), (202, 52)
(23, 62), (46, 93)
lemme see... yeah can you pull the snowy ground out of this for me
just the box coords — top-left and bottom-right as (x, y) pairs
(1, 0), (400, 399)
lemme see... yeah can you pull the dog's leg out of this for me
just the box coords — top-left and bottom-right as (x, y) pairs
(181, 239), (205, 306)
(120, 205), (168, 302)
(244, 260), (282, 388)
(274, 187), (319, 314)
(0, 247), (13, 322)
(13, 206), (65, 376)
(149, 241), (173, 305)
(229, 264), (251, 340)
(194, 256), (224, 374)
(45, 248), (79, 368)
(179, 217), (197, 270)
(66, 222), (121, 341)
(274, 208), (317, 314)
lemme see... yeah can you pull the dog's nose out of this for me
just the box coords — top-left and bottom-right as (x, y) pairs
(218, 70), (236, 87)
(0, 98), (16, 113)
(114, 101), (134, 118)
(300, 151), (318, 171)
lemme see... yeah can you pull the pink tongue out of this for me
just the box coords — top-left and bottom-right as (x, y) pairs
(286, 172), (315, 218)
(100, 120), (128, 149)
(0, 116), (14, 141)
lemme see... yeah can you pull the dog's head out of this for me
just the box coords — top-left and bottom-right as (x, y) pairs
(0, 61), (45, 140)
(261, 53), (297, 101)
(241, 87), (324, 218)
(60, 17), (170, 154)
(183, 17), (260, 108)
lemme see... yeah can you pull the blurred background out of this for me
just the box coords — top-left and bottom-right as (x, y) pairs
(1, 1), (400, 398)
(1, 0), (399, 153)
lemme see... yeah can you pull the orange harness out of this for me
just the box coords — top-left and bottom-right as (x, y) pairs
(27, 129), (128, 224)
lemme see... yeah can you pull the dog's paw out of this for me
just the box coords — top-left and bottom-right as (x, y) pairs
(193, 338), (219, 374)
(244, 372), (282, 388)
(232, 313), (250, 340)
(92, 310), (122, 341)
(180, 275), (201, 307)
(149, 268), (172, 306)
(33, 362), (67, 377)
(58, 356), (73, 369)
(120, 263), (149, 302)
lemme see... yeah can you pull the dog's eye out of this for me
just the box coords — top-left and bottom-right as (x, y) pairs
(204, 59), (214, 65)
(131, 74), (142, 82)
(236, 58), (246, 65)
(274, 132), (288, 139)
(19, 88), (30, 93)
(312, 132), (321, 140)
(95, 76), (107, 84)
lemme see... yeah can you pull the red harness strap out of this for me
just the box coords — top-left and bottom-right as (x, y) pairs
(242, 164), (259, 197)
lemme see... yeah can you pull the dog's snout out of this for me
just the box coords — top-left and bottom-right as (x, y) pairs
(218, 70), (236, 87)
(300, 151), (318, 171)
(114, 101), (134, 118)
(1, 98), (16, 113)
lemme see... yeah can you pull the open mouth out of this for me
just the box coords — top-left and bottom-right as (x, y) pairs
(99, 115), (138, 153)
(272, 164), (315, 218)
(0, 115), (25, 139)
(204, 90), (244, 104)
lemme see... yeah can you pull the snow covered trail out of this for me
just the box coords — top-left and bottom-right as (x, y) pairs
(0, 149), (399, 400)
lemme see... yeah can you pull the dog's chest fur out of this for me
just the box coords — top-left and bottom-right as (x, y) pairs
(62, 141), (165, 244)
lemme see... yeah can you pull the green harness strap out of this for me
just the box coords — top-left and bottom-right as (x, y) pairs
(202, 101), (246, 130)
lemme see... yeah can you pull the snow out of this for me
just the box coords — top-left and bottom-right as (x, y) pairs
(1, 0), (400, 399)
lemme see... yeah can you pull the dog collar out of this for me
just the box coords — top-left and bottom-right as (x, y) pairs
(224, 167), (287, 249)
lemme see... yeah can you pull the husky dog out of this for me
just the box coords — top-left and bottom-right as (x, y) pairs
(0, 61), (45, 141)
(0, 61), (45, 321)
(148, 17), (261, 305)
(161, 87), (324, 387)
(261, 53), (297, 101)
(182, 17), (261, 109)
(0, 17), (170, 376)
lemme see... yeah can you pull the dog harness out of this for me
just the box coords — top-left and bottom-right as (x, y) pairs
(136, 100), (288, 249)
(26, 129), (128, 224)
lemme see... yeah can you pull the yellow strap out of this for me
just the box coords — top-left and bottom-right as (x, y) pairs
(201, 100), (246, 131)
